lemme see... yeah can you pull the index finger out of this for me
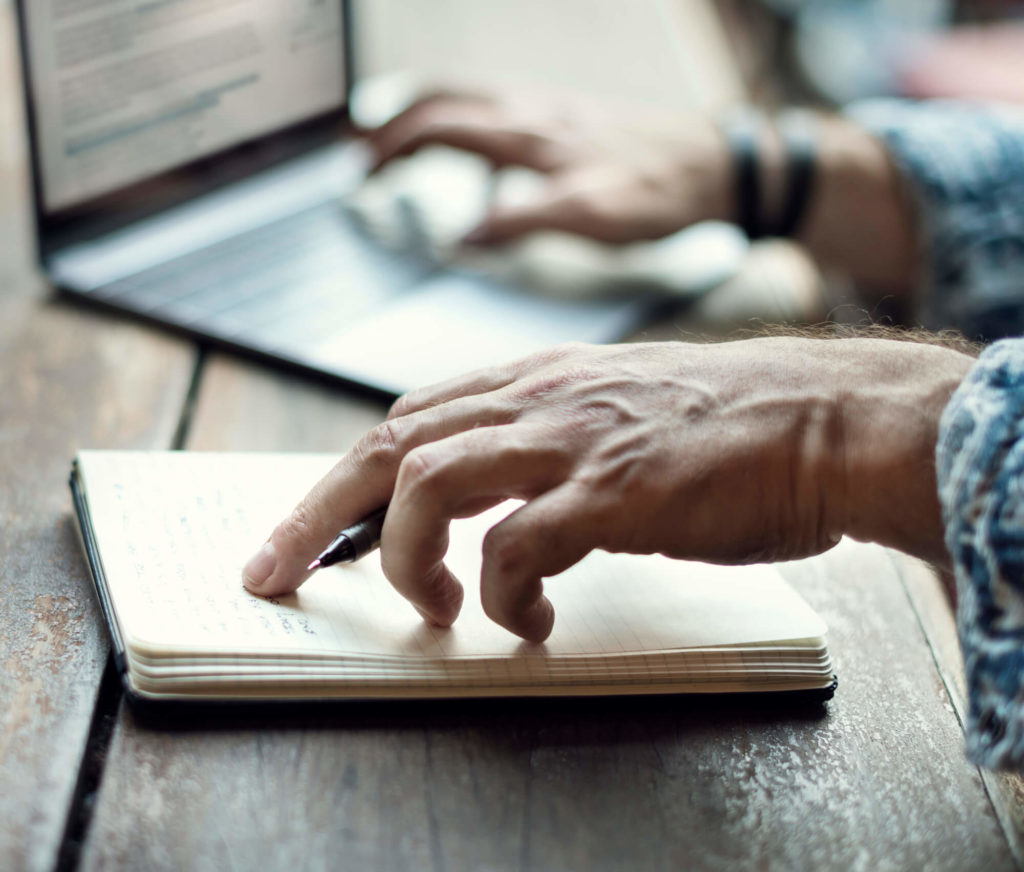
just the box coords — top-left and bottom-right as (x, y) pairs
(366, 96), (560, 174)
(241, 389), (519, 597)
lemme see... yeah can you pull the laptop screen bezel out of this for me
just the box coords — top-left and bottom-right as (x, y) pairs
(15, 0), (355, 262)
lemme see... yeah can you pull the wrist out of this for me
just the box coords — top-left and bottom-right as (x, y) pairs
(834, 339), (974, 564)
(717, 110), (813, 239)
(688, 121), (735, 225)
(799, 118), (917, 292)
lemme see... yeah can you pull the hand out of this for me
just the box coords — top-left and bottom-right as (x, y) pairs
(242, 338), (972, 642)
(363, 88), (732, 245)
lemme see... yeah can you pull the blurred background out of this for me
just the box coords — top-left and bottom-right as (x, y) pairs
(724, 0), (1024, 106)
(353, 0), (1024, 332)
(6, 0), (1024, 339)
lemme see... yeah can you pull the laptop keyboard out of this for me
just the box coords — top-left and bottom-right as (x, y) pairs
(93, 198), (433, 351)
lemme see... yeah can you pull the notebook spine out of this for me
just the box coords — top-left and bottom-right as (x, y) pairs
(69, 462), (128, 677)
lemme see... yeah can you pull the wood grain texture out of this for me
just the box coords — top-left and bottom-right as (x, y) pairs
(0, 260), (199, 869)
(0, 264), (198, 869)
(184, 353), (389, 453)
(898, 554), (1024, 869)
(82, 349), (1018, 871)
(22, 1), (1007, 863)
(0, 6), (198, 870)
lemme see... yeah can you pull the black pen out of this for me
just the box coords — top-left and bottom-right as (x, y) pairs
(306, 506), (388, 570)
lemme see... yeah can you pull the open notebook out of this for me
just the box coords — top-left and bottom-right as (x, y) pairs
(69, 451), (836, 704)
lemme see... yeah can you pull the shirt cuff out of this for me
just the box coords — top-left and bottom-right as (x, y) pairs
(937, 337), (1024, 769)
(849, 98), (1024, 342)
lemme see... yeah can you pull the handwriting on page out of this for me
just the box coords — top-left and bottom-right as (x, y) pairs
(78, 452), (825, 667)
(84, 453), (344, 653)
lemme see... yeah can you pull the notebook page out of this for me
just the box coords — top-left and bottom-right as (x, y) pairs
(76, 451), (826, 662)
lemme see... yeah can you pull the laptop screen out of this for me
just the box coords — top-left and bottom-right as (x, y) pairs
(20, 0), (348, 215)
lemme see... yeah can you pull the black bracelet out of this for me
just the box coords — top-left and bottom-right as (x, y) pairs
(721, 110), (766, 240)
(721, 109), (819, 240)
(773, 111), (818, 239)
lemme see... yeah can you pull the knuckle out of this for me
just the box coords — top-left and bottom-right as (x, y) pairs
(405, 101), (448, 128)
(508, 343), (594, 397)
(388, 391), (418, 420)
(518, 130), (559, 166)
(516, 371), (591, 406)
(352, 419), (404, 473)
(397, 444), (448, 497)
(544, 340), (590, 362)
(480, 527), (548, 631)
(564, 190), (605, 221)
(503, 342), (588, 383)
(273, 502), (319, 552)
(482, 528), (531, 582)
(563, 193), (622, 241)
(418, 114), (461, 142)
(415, 88), (456, 107)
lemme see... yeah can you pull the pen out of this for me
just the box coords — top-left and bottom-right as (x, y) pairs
(306, 506), (388, 571)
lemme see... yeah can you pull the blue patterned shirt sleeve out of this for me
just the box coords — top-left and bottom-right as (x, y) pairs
(937, 338), (1024, 770)
(849, 99), (1024, 341)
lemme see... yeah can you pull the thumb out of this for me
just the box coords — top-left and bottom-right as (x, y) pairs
(241, 457), (391, 597)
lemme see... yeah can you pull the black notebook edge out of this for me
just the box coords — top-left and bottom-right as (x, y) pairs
(68, 457), (837, 714)
(69, 460), (128, 678)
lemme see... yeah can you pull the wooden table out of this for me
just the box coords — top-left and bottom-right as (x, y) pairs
(2, 2), (1023, 870)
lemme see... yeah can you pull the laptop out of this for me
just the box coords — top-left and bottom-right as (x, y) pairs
(15, 0), (744, 398)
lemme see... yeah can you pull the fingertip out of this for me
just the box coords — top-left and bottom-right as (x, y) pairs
(478, 490), (593, 642)
(413, 601), (457, 628)
(242, 538), (315, 598)
(400, 564), (465, 629)
(242, 541), (275, 591)
(514, 595), (555, 644)
(481, 573), (556, 642)
(245, 571), (313, 599)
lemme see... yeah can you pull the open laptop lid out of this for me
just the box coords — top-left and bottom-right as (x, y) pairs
(16, 0), (354, 263)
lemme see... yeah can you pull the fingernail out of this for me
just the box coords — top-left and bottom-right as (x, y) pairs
(243, 542), (276, 589)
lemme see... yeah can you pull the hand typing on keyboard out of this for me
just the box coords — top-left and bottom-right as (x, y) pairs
(362, 87), (734, 245)
(344, 88), (748, 300)
(342, 146), (495, 267)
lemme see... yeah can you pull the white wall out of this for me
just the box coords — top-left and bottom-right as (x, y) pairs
(352, 0), (743, 111)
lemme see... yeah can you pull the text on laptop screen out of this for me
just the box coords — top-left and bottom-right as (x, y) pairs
(23, 0), (347, 213)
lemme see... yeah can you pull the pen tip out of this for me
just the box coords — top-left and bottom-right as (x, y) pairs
(306, 559), (322, 571)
